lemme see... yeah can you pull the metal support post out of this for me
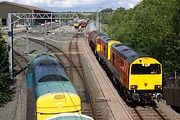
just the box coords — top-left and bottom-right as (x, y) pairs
(0, 18), (2, 32)
(99, 11), (101, 32)
(44, 20), (47, 51)
(25, 20), (30, 54)
(26, 30), (29, 53)
(8, 13), (13, 79)
(59, 17), (61, 40)
(96, 11), (99, 31)
(51, 12), (52, 31)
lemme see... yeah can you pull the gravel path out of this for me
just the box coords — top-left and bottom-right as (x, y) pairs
(156, 100), (180, 120)
(0, 74), (27, 120)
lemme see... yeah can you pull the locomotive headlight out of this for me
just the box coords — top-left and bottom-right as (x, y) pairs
(130, 85), (138, 90)
(154, 85), (162, 90)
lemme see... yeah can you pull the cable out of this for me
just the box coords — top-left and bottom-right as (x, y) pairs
(48, 54), (82, 120)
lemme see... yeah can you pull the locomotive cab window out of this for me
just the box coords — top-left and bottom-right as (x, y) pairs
(38, 75), (69, 82)
(131, 64), (161, 74)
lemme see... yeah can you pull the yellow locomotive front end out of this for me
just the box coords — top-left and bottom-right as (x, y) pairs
(129, 57), (163, 102)
(37, 93), (81, 120)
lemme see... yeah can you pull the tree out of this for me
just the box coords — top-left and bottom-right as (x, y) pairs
(105, 0), (180, 78)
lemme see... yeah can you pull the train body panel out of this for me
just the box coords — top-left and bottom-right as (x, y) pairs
(88, 31), (98, 49)
(163, 76), (180, 109)
(96, 36), (111, 61)
(26, 54), (81, 120)
(37, 92), (81, 120)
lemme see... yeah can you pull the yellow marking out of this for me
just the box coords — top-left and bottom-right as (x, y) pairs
(37, 93), (81, 120)
(107, 40), (121, 60)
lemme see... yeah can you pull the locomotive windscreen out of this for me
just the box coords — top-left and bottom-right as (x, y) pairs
(38, 75), (69, 82)
(34, 64), (67, 82)
(131, 64), (161, 74)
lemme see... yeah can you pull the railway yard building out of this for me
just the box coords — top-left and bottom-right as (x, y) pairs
(0, 1), (49, 25)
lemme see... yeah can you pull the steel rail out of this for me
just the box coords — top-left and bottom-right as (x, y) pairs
(75, 35), (98, 120)
(133, 106), (168, 120)
(28, 36), (98, 119)
(13, 51), (28, 120)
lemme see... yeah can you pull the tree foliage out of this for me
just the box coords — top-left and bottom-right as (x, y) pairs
(104, 0), (180, 77)
(0, 33), (13, 105)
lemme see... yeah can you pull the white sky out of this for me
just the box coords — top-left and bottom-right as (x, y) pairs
(0, 0), (142, 12)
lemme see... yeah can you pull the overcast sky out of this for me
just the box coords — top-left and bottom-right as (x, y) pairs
(0, 0), (142, 12)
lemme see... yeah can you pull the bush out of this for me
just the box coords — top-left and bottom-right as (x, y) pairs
(0, 33), (13, 105)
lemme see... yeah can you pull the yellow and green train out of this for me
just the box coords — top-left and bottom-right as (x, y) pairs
(26, 53), (81, 120)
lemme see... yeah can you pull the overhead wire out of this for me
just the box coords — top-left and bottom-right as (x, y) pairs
(48, 55), (83, 120)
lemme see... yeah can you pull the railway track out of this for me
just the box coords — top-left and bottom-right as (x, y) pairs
(13, 50), (29, 120)
(132, 106), (169, 120)
(25, 35), (104, 120)
(68, 34), (99, 119)
(16, 32), (170, 120)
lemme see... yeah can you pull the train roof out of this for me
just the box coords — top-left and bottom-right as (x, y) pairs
(35, 81), (77, 99)
(112, 43), (143, 63)
(30, 53), (60, 67)
(29, 54), (69, 83)
(100, 36), (112, 44)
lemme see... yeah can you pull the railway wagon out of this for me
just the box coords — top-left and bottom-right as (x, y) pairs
(163, 77), (180, 110)
(74, 22), (80, 29)
(45, 113), (94, 120)
(87, 22), (163, 103)
(26, 53), (81, 120)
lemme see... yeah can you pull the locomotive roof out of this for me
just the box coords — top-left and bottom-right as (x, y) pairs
(31, 53), (60, 67)
(100, 35), (111, 44)
(112, 43), (142, 63)
(29, 53), (69, 83)
(29, 54), (77, 99)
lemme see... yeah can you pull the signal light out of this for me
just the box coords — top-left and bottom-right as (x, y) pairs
(130, 85), (138, 90)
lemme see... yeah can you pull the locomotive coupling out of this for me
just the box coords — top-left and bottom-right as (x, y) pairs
(132, 93), (140, 101)
(154, 93), (163, 102)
